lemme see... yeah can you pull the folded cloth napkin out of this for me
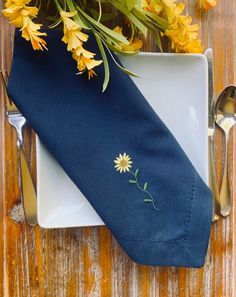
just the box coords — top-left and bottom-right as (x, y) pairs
(8, 30), (212, 268)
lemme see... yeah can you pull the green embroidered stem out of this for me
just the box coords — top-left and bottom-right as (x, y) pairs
(129, 170), (159, 211)
(114, 153), (159, 212)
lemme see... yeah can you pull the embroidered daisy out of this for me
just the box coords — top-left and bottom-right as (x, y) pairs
(114, 153), (132, 173)
(113, 152), (158, 211)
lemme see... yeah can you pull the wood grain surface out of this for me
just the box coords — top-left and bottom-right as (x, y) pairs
(0, 0), (236, 296)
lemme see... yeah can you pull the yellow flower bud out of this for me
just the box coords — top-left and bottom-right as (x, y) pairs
(60, 10), (102, 78)
(200, 0), (217, 10)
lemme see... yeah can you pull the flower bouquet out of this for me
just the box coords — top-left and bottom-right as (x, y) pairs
(2, 0), (215, 90)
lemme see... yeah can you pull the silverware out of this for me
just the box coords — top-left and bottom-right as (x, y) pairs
(0, 70), (38, 226)
(214, 86), (236, 217)
(205, 49), (221, 222)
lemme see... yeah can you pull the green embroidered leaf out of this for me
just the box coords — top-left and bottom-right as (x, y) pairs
(144, 198), (152, 203)
(129, 180), (137, 184)
(144, 182), (148, 191)
(134, 169), (139, 177)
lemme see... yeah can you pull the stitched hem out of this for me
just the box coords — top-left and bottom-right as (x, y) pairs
(116, 169), (198, 244)
(116, 171), (212, 268)
(183, 169), (197, 241)
(117, 237), (198, 268)
(182, 172), (212, 267)
(115, 238), (183, 244)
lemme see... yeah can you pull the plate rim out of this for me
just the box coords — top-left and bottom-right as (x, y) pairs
(36, 52), (208, 229)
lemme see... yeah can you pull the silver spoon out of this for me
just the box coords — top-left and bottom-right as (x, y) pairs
(214, 86), (236, 217)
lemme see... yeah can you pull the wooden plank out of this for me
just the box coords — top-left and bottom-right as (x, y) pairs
(0, 0), (235, 296)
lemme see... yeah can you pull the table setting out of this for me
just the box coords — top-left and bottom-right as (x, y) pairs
(0, 0), (235, 296)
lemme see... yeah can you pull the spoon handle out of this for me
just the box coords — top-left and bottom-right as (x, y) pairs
(208, 135), (220, 221)
(220, 131), (231, 217)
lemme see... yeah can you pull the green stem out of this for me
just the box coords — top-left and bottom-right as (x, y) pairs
(75, 3), (129, 44)
(96, 0), (102, 24)
(66, 0), (89, 29)
(66, 0), (75, 11)
(53, 0), (63, 12)
(129, 171), (159, 211)
(133, 7), (168, 31)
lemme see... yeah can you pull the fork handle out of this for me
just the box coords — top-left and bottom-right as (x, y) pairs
(18, 141), (38, 226)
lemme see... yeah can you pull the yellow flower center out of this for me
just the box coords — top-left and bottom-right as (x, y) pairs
(119, 159), (129, 168)
(114, 153), (132, 173)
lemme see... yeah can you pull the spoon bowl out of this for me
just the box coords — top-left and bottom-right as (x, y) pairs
(214, 86), (236, 216)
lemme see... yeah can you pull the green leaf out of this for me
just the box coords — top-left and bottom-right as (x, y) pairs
(144, 182), (148, 191)
(113, 58), (140, 77)
(154, 31), (163, 52)
(144, 198), (152, 203)
(111, 1), (148, 37)
(48, 17), (62, 29)
(102, 42), (140, 77)
(142, 10), (169, 29)
(126, 0), (139, 11)
(134, 169), (139, 177)
(129, 180), (137, 184)
(131, 7), (167, 32)
(90, 9), (114, 22)
(99, 32), (124, 49)
(101, 36), (140, 55)
(95, 34), (110, 92)
(96, 0), (102, 24)
(74, 14), (90, 30)
(76, 4), (129, 44)
(66, 0), (89, 29)
(130, 22), (136, 42)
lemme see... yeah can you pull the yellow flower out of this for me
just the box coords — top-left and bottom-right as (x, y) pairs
(3, 3), (38, 25)
(72, 46), (102, 73)
(60, 11), (88, 51)
(113, 26), (123, 35)
(162, 2), (203, 53)
(164, 15), (203, 53)
(142, 0), (163, 14)
(20, 17), (47, 50)
(121, 38), (143, 52)
(114, 153), (133, 173)
(199, 0), (217, 10)
(73, 46), (96, 59)
(113, 26), (143, 53)
(88, 69), (97, 80)
(75, 54), (103, 72)
(60, 10), (102, 78)
(160, 0), (178, 21)
(142, 0), (203, 53)
(143, 0), (184, 22)
(2, 0), (47, 50)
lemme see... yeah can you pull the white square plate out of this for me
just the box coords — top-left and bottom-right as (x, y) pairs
(36, 52), (208, 228)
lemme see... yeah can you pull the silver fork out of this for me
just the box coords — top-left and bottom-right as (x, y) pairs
(0, 70), (37, 226)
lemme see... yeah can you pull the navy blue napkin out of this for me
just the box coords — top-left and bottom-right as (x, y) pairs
(8, 30), (212, 268)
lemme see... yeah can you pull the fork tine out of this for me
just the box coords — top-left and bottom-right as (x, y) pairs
(4, 70), (9, 80)
(0, 70), (11, 100)
(0, 70), (7, 91)
(4, 70), (11, 100)
(4, 70), (10, 88)
(0, 69), (16, 111)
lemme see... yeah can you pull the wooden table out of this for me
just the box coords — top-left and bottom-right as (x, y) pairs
(0, 1), (235, 296)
